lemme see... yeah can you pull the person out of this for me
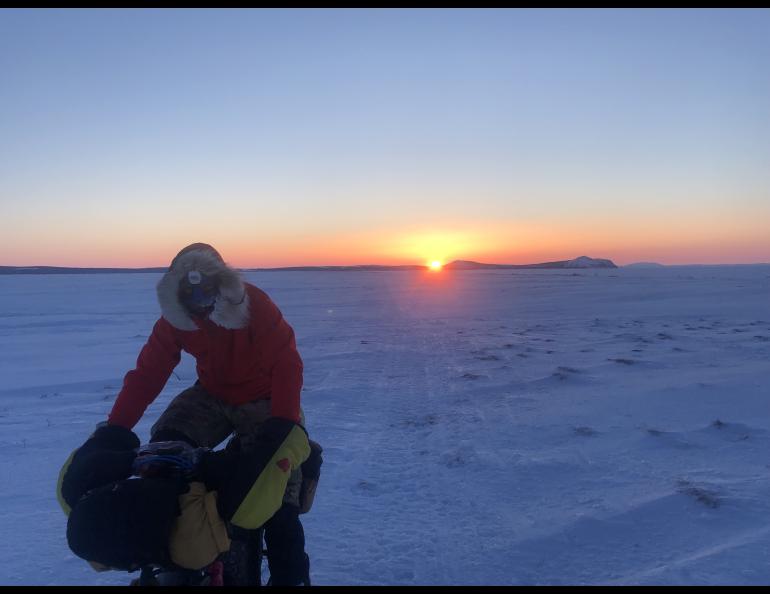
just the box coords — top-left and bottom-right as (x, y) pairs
(102, 242), (312, 586)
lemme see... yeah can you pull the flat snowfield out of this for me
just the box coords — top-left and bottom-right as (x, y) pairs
(1, 266), (769, 585)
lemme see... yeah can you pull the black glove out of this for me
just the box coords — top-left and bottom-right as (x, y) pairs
(260, 417), (307, 448)
(198, 418), (308, 520)
(89, 422), (141, 451)
(60, 424), (140, 510)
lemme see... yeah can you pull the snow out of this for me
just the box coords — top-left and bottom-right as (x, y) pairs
(1, 266), (769, 585)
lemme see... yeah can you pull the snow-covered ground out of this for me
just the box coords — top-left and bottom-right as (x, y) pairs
(1, 266), (769, 585)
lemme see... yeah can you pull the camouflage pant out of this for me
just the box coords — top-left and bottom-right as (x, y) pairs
(151, 383), (304, 507)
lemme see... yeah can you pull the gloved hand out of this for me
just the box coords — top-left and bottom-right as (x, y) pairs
(260, 417), (308, 449)
(58, 423), (140, 512)
(197, 418), (307, 490)
(197, 417), (311, 528)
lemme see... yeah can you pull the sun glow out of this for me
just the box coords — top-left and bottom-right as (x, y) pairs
(429, 260), (443, 271)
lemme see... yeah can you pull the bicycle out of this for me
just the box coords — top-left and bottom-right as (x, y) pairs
(130, 438), (321, 586)
(133, 526), (267, 586)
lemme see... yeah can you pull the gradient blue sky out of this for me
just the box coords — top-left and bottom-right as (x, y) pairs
(1, 8), (768, 267)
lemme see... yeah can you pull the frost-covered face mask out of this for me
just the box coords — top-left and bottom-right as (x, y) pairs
(178, 270), (219, 317)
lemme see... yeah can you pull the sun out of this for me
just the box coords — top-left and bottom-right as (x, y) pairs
(429, 260), (443, 271)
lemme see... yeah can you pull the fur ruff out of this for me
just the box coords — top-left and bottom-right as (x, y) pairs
(156, 247), (249, 331)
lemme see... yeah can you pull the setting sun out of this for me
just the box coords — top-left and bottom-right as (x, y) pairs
(429, 260), (443, 271)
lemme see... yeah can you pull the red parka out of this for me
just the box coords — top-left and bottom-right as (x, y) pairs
(108, 283), (303, 428)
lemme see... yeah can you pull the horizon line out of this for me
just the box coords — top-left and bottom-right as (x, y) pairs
(2, 259), (770, 272)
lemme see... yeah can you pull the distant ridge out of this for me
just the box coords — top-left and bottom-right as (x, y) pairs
(624, 262), (666, 268)
(245, 264), (426, 272)
(0, 256), (617, 274)
(444, 256), (617, 270)
(0, 266), (167, 275)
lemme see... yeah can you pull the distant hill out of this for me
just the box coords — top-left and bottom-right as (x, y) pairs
(0, 256), (617, 274)
(0, 266), (167, 275)
(624, 262), (666, 268)
(245, 264), (426, 272)
(444, 256), (617, 270)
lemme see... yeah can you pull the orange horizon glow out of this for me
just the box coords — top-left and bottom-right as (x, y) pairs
(4, 249), (769, 269)
(2, 218), (769, 268)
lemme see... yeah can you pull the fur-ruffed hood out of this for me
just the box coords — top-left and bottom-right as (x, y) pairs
(156, 244), (250, 331)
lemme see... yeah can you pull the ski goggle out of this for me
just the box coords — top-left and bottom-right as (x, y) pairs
(178, 270), (219, 309)
(132, 441), (206, 479)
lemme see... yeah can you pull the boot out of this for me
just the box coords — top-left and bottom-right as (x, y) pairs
(222, 526), (262, 586)
(264, 504), (310, 586)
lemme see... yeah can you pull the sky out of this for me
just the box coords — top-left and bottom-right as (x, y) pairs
(1, 8), (768, 268)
